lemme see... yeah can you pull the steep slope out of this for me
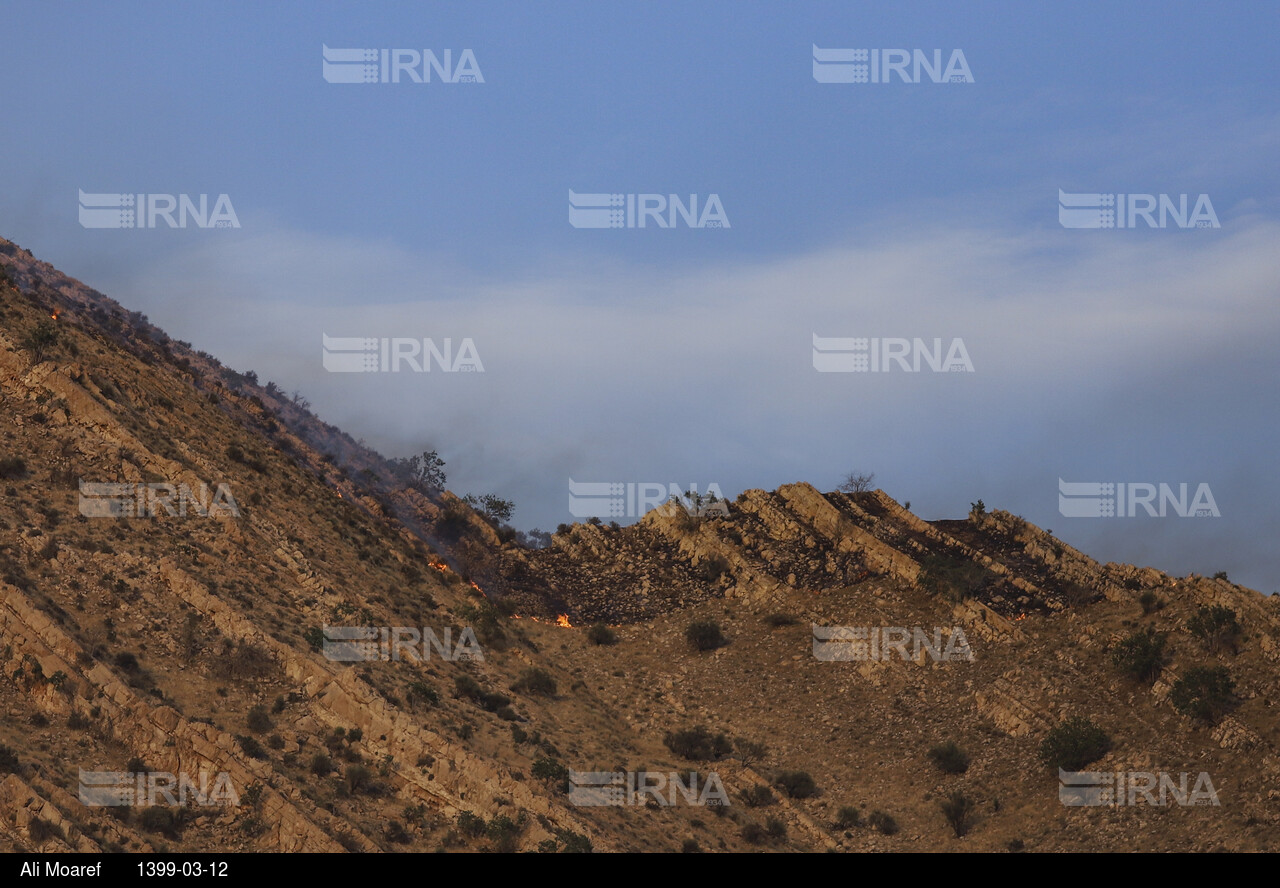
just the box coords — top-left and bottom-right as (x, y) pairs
(2, 238), (1278, 852)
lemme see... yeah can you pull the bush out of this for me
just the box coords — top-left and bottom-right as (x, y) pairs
(1039, 717), (1111, 771)
(1170, 666), (1237, 724)
(740, 822), (766, 845)
(868, 810), (899, 835)
(139, 807), (183, 839)
(681, 838), (700, 853)
(927, 740), (970, 774)
(344, 764), (373, 794)
(310, 753), (332, 776)
(1138, 590), (1162, 615)
(385, 820), (410, 845)
(664, 726), (732, 761)
(0, 457), (26, 480)
(1111, 627), (1170, 684)
(237, 735), (266, 759)
(28, 817), (63, 844)
(511, 668), (557, 697)
(0, 745), (19, 774)
(409, 680), (439, 706)
(246, 704), (272, 733)
(531, 757), (569, 790)
(694, 554), (730, 582)
(940, 791), (975, 837)
(764, 816), (787, 841)
(685, 620), (726, 652)
(740, 784), (775, 808)
(763, 613), (799, 628)
(835, 805), (862, 829)
(917, 554), (993, 603)
(586, 623), (617, 646)
(1186, 605), (1242, 654)
(774, 770), (817, 799)
(733, 737), (768, 768)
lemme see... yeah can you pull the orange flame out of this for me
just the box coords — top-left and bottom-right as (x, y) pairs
(51, 311), (60, 321)
(555, 613), (572, 628)
(1013, 613), (1027, 622)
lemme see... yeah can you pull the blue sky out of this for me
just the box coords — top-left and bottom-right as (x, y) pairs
(3, 1), (1279, 591)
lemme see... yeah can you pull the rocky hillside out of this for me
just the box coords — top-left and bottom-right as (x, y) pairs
(1, 237), (1278, 852)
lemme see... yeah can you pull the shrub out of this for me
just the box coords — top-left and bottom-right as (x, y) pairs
(1138, 590), (1162, 615)
(927, 740), (970, 774)
(940, 791), (976, 837)
(1186, 605), (1242, 654)
(0, 745), (19, 773)
(774, 770), (817, 799)
(114, 651), (140, 673)
(740, 822), (766, 845)
(139, 807), (182, 839)
(1039, 717), (1111, 771)
(310, 753), (332, 776)
(246, 704), (272, 733)
(681, 838), (700, 853)
(664, 726), (732, 761)
(385, 820), (410, 844)
(868, 810), (899, 835)
(303, 627), (325, 652)
(835, 805), (862, 829)
(456, 811), (487, 839)
(28, 817), (63, 844)
(511, 668), (557, 697)
(1170, 666), (1237, 724)
(409, 680), (439, 706)
(694, 554), (730, 582)
(237, 735), (266, 760)
(733, 737), (768, 768)
(531, 757), (569, 790)
(917, 554), (993, 603)
(764, 816), (787, 841)
(0, 457), (26, 480)
(763, 612), (799, 628)
(344, 764), (373, 794)
(1111, 627), (1170, 684)
(685, 620), (726, 652)
(586, 623), (617, 646)
(212, 641), (275, 681)
(740, 784), (775, 807)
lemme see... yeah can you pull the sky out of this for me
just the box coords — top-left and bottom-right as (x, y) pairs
(2, 1), (1279, 591)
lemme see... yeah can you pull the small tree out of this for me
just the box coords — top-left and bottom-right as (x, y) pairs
(1186, 605), (1242, 655)
(1170, 666), (1237, 725)
(586, 623), (617, 646)
(940, 791), (976, 837)
(1110, 627), (1169, 684)
(685, 620), (726, 652)
(1039, 717), (1111, 771)
(838, 472), (875, 494)
(22, 320), (59, 363)
(773, 771), (817, 799)
(927, 740), (970, 774)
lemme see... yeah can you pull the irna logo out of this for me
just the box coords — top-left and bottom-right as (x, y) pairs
(321, 625), (483, 663)
(812, 625), (974, 662)
(812, 334), (973, 372)
(569, 770), (729, 807)
(812, 46), (973, 83)
(1058, 190), (1220, 229)
(568, 191), (729, 229)
(78, 480), (240, 519)
(321, 45), (483, 83)
(78, 191), (240, 229)
(1058, 770), (1219, 807)
(322, 335), (484, 373)
(79, 770), (239, 807)
(568, 481), (728, 520)
(1058, 480), (1219, 518)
